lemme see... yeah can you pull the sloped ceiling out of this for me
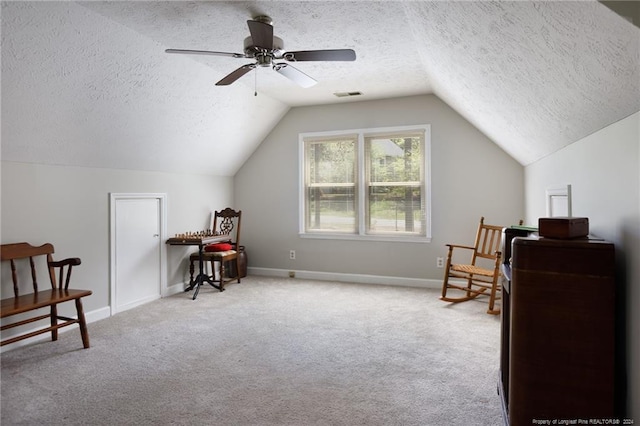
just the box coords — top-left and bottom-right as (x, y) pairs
(1, 1), (638, 176)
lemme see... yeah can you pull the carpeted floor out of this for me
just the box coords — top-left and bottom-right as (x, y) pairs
(1, 276), (502, 425)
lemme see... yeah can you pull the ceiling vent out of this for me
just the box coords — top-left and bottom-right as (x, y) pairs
(333, 91), (363, 98)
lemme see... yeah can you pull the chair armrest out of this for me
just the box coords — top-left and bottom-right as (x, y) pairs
(48, 258), (82, 290)
(445, 244), (476, 251)
(49, 258), (81, 268)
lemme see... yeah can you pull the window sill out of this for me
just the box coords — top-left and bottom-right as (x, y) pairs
(299, 232), (431, 243)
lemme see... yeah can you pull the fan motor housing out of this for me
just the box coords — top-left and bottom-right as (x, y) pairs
(243, 35), (284, 63)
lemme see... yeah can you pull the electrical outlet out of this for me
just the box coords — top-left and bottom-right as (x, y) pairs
(289, 250), (296, 260)
(436, 257), (444, 268)
(289, 271), (295, 278)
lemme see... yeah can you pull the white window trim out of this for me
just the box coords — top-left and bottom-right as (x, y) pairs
(299, 125), (432, 243)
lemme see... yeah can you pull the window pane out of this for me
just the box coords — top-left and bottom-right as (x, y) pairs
(307, 185), (356, 232)
(368, 185), (423, 234)
(308, 139), (356, 184)
(368, 137), (422, 183)
(305, 138), (357, 233)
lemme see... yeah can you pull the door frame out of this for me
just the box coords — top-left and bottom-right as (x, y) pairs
(109, 193), (168, 316)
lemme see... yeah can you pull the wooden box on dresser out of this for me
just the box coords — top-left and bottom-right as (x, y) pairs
(499, 233), (617, 425)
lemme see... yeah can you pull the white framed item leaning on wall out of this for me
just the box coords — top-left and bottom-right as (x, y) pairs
(545, 184), (572, 217)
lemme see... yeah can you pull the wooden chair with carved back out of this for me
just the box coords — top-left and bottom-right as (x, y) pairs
(1, 242), (92, 348)
(440, 217), (515, 315)
(189, 208), (242, 291)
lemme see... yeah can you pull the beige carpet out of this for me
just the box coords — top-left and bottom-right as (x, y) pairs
(1, 276), (502, 425)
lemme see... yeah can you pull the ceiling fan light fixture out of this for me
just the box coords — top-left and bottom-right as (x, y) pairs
(255, 52), (272, 67)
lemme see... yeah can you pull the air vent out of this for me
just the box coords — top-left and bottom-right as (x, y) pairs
(333, 91), (363, 98)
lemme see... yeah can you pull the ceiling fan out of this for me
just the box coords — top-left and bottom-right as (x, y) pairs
(165, 15), (356, 88)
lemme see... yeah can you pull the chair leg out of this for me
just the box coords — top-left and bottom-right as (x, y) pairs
(75, 298), (90, 348)
(441, 273), (487, 303)
(441, 246), (455, 300)
(234, 259), (241, 283)
(487, 261), (502, 315)
(189, 258), (195, 286)
(441, 270), (451, 299)
(486, 279), (501, 315)
(209, 259), (215, 281)
(50, 304), (58, 342)
(219, 260), (226, 290)
(466, 275), (474, 299)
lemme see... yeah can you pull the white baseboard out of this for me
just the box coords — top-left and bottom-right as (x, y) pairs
(113, 296), (161, 315)
(165, 282), (187, 297)
(247, 267), (442, 289)
(87, 306), (111, 323)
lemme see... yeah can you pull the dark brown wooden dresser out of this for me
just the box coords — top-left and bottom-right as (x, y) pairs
(499, 234), (617, 425)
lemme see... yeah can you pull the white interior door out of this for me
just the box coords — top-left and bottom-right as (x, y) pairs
(111, 194), (166, 314)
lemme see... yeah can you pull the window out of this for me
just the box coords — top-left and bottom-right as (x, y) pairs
(300, 125), (431, 242)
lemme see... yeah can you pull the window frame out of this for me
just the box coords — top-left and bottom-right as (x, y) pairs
(299, 125), (432, 243)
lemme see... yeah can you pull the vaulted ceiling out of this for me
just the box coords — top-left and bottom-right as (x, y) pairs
(2, 1), (638, 176)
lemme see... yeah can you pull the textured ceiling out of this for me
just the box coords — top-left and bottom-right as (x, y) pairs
(1, 1), (638, 176)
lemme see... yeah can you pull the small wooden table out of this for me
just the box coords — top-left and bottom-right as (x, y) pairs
(166, 234), (231, 300)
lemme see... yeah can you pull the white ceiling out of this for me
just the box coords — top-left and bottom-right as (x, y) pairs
(2, 1), (638, 176)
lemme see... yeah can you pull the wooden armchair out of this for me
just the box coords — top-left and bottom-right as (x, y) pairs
(440, 217), (510, 315)
(189, 208), (242, 291)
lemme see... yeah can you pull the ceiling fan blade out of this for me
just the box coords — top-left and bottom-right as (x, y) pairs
(273, 63), (317, 88)
(283, 49), (356, 62)
(215, 64), (256, 86)
(247, 20), (273, 50)
(165, 49), (245, 58)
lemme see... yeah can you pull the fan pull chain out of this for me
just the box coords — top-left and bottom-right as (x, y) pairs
(254, 68), (258, 97)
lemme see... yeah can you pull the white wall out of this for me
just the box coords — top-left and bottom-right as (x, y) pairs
(0, 1), (238, 325)
(1, 161), (233, 316)
(525, 111), (640, 418)
(234, 95), (524, 285)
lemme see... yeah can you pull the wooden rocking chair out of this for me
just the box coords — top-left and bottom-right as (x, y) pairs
(440, 217), (513, 315)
